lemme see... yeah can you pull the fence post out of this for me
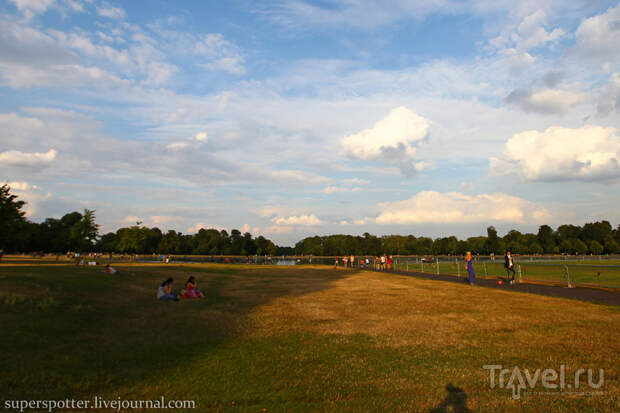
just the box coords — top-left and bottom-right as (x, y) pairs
(483, 262), (488, 278)
(564, 265), (572, 288)
(421, 261), (424, 273)
(406, 260), (409, 272)
(456, 258), (460, 277)
(436, 257), (439, 275)
(517, 264), (522, 283)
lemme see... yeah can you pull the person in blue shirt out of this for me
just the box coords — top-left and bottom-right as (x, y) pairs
(465, 252), (475, 285)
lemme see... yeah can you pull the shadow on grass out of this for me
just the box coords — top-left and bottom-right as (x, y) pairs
(429, 384), (471, 413)
(0, 264), (359, 404)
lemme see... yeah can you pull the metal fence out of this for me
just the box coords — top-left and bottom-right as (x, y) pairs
(390, 256), (620, 290)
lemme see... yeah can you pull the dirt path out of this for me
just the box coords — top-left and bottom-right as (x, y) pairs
(377, 268), (620, 306)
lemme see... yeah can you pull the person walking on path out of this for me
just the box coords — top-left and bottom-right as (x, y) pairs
(504, 251), (516, 284)
(465, 252), (475, 285)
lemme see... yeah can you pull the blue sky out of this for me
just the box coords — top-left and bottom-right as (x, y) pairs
(1, 0), (620, 245)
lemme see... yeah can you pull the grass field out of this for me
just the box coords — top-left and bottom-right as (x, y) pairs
(1, 263), (619, 412)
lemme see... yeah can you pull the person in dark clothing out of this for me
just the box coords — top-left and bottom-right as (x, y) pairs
(504, 251), (516, 284)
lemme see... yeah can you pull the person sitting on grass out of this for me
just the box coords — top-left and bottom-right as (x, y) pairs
(180, 276), (204, 299)
(157, 278), (178, 301)
(103, 264), (118, 275)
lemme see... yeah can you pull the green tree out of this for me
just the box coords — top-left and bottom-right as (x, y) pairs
(70, 209), (99, 251)
(0, 184), (27, 251)
(537, 225), (556, 254)
(483, 226), (504, 254)
(604, 238), (619, 254)
(528, 242), (543, 255)
(582, 221), (612, 245)
(589, 240), (603, 255)
(573, 238), (588, 255)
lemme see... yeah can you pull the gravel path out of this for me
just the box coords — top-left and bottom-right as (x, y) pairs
(377, 268), (620, 306)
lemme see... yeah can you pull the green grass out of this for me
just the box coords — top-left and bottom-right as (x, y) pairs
(392, 260), (620, 288)
(0, 263), (618, 412)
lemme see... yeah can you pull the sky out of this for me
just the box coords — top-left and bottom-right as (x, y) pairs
(1, 0), (620, 246)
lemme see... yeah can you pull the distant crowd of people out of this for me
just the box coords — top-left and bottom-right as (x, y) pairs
(334, 254), (393, 270)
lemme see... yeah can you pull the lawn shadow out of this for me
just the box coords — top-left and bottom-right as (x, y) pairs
(429, 383), (471, 413)
(0, 264), (361, 403)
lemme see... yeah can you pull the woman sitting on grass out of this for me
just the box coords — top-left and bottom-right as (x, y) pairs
(180, 276), (204, 299)
(157, 278), (178, 301)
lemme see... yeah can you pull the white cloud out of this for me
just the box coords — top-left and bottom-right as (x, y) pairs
(272, 214), (322, 226)
(341, 106), (430, 176)
(4, 180), (51, 216)
(0, 149), (57, 166)
(490, 125), (620, 181)
(149, 215), (175, 225)
(514, 10), (564, 51)
(376, 191), (550, 224)
(353, 217), (373, 225)
(571, 4), (620, 66)
(504, 88), (583, 114)
(261, 225), (294, 235)
(323, 186), (363, 194)
(8, 0), (55, 18)
(597, 72), (620, 116)
(264, 169), (330, 185)
(0, 63), (130, 89)
(123, 215), (141, 224)
(240, 223), (260, 234)
(342, 178), (370, 185)
(6, 181), (37, 191)
(97, 3), (126, 19)
(507, 51), (535, 75)
(196, 33), (246, 75)
(166, 141), (190, 150)
(195, 131), (208, 142)
(63, 0), (83, 12)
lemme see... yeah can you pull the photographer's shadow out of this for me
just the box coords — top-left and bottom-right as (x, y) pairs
(430, 383), (471, 413)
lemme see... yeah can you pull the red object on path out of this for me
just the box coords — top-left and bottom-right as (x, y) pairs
(498, 280), (503, 285)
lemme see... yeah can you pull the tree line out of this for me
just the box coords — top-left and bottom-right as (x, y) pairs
(294, 223), (620, 256)
(2, 184), (620, 256)
(0, 184), (279, 255)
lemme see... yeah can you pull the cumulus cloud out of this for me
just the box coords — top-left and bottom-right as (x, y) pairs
(195, 131), (208, 142)
(571, 3), (620, 66)
(272, 214), (322, 226)
(490, 125), (620, 181)
(597, 72), (620, 116)
(514, 10), (564, 51)
(341, 106), (430, 176)
(376, 191), (550, 224)
(0, 149), (57, 167)
(504, 88), (583, 114)
(5, 181), (52, 216)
